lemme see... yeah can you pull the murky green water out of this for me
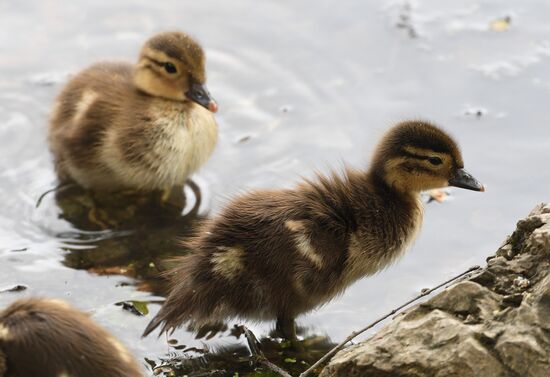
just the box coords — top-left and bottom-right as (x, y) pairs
(1, 0), (550, 375)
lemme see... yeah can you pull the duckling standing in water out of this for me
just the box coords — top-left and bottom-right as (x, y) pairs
(143, 120), (484, 341)
(0, 298), (145, 377)
(48, 31), (218, 192)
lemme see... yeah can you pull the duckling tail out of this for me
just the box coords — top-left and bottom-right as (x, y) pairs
(142, 302), (184, 338)
(142, 314), (164, 338)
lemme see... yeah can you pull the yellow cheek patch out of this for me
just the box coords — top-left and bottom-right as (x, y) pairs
(384, 156), (449, 192)
(383, 157), (408, 190)
(133, 67), (185, 101)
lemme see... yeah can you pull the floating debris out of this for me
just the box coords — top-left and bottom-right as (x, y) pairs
(490, 16), (511, 32)
(115, 300), (150, 316)
(462, 106), (487, 118)
(0, 284), (28, 293)
(237, 135), (251, 143)
(10, 247), (27, 252)
(396, 1), (418, 38)
(426, 189), (450, 203)
(279, 105), (293, 113)
(27, 71), (71, 86)
(167, 339), (188, 351)
(88, 266), (134, 276)
(512, 276), (530, 289)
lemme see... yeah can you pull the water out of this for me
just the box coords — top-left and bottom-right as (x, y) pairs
(1, 0), (550, 375)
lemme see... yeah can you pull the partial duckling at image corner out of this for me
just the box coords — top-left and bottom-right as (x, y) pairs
(0, 298), (145, 377)
(48, 31), (218, 193)
(143, 120), (485, 344)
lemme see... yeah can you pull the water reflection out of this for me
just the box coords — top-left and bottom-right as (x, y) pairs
(147, 326), (335, 377)
(53, 181), (205, 295)
(3, 0), (550, 375)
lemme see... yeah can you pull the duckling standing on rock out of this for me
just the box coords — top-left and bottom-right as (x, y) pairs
(0, 298), (145, 377)
(143, 120), (484, 342)
(48, 31), (218, 192)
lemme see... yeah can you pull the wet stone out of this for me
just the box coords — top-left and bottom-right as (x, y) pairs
(501, 293), (524, 308)
(496, 243), (515, 260)
(470, 269), (496, 286)
(321, 203), (550, 377)
(512, 276), (531, 290)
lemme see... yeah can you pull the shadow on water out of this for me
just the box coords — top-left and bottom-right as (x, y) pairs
(50, 182), (336, 376)
(52, 181), (205, 295)
(146, 325), (336, 377)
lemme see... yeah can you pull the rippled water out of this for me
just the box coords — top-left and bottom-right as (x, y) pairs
(1, 0), (550, 375)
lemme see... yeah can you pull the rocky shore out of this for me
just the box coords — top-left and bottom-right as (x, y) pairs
(321, 203), (550, 377)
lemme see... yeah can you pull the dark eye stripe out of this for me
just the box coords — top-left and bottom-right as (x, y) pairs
(148, 58), (165, 67)
(401, 150), (433, 160)
(403, 163), (434, 174)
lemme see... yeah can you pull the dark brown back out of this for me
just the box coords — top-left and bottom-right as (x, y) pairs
(0, 298), (145, 377)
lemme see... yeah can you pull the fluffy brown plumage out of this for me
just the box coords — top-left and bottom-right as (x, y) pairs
(143, 120), (484, 340)
(0, 298), (145, 377)
(48, 31), (218, 191)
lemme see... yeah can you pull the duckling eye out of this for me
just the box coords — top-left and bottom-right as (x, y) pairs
(164, 62), (177, 74)
(428, 157), (443, 166)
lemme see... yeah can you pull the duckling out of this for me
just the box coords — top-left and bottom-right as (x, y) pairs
(142, 120), (484, 341)
(48, 31), (218, 192)
(0, 298), (145, 377)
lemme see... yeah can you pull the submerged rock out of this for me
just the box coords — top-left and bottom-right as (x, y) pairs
(321, 203), (550, 377)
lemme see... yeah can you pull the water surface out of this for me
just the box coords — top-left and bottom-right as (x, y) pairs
(1, 0), (549, 375)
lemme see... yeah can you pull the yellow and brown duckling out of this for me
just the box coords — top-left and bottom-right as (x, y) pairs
(0, 298), (145, 377)
(48, 31), (218, 192)
(143, 120), (484, 341)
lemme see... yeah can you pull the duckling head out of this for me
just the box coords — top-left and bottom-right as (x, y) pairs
(133, 31), (218, 112)
(371, 120), (484, 193)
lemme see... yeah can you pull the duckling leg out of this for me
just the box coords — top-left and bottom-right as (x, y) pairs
(276, 315), (305, 351)
(276, 316), (298, 341)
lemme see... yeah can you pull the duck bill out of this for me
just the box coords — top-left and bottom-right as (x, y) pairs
(185, 82), (218, 113)
(448, 168), (485, 192)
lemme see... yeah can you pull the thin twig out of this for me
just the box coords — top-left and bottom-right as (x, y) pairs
(240, 325), (293, 377)
(299, 265), (482, 377)
(260, 359), (293, 377)
(35, 183), (76, 208)
(184, 178), (202, 218)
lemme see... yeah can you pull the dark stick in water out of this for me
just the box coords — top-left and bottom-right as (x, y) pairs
(35, 182), (77, 208)
(240, 325), (293, 377)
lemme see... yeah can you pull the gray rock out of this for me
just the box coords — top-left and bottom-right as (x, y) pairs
(321, 204), (550, 377)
